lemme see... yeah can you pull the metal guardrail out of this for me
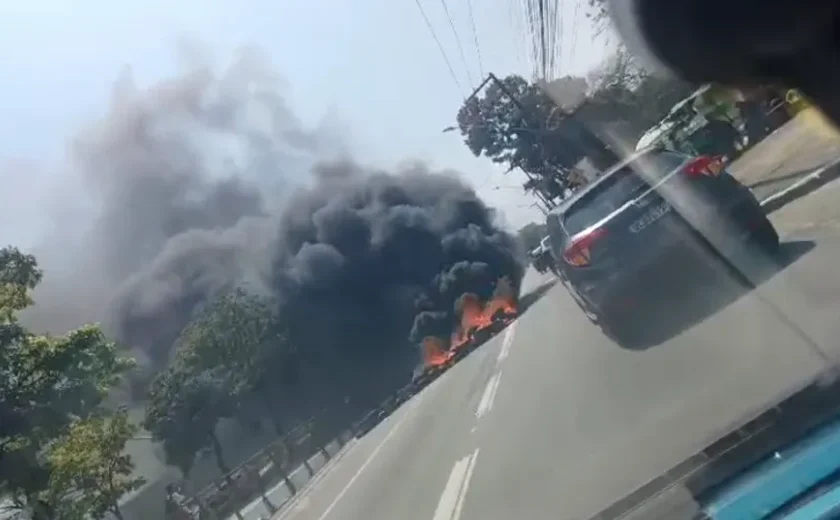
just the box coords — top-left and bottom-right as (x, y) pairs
(171, 388), (421, 520)
(168, 418), (325, 520)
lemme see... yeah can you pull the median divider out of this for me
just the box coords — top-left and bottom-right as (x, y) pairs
(166, 387), (421, 520)
(162, 417), (357, 520)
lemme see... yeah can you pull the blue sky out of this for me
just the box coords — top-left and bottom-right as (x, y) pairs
(0, 0), (610, 245)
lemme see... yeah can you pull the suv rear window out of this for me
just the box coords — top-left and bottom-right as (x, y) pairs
(562, 151), (688, 236)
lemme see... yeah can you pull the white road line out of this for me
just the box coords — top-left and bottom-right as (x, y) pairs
(496, 321), (518, 362)
(475, 372), (502, 420)
(433, 455), (470, 520)
(269, 439), (358, 518)
(432, 449), (481, 520)
(451, 449), (479, 520)
(313, 395), (423, 520)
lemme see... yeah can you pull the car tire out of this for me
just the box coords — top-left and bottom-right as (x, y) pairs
(565, 282), (599, 323)
(749, 215), (780, 255)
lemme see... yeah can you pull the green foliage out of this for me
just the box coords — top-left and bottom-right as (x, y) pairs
(0, 247), (43, 322)
(46, 409), (146, 520)
(587, 0), (609, 27)
(144, 364), (236, 476)
(583, 48), (696, 137)
(457, 75), (552, 167)
(456, 74), (619, 193)
(455, 53), (696, 201)
(175, 288), (296, 397)
(144, 288), (299, 476)
(0, 245), (135, 517)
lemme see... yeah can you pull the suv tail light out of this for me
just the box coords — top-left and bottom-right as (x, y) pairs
(684, 155), (725, 177)
(563, 228), (608, 267)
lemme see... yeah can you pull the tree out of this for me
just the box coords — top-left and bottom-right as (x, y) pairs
(587, 0), (609, 28)
(582, 48), (696, 138)
(174, 288), (299, 434)
(168, 288), (300, 495)
(0, 247), (42, 322)
(456, 74), (619, 196)
(144, 365), (237, 479)
(0, 246), (135, 518)
(45, 409), (146, 520)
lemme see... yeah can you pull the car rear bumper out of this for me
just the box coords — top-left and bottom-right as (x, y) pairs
(567, 178), (768, 315)
(580, 240), (712, 314)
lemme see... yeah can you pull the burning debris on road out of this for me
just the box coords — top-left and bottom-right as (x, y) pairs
(419, 277), (519, 372)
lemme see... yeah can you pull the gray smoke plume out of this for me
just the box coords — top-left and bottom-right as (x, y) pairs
(23, 47), (524, 398)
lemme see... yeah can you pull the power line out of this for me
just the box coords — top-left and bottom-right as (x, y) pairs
(519, 0), (578, 80)
(413, 0), (466, 97)
(554, 0), (565, 78)
(538, 0), (548, 79)
(525, 0), (541, 79)
(569, 0), (582, 70)
(465, 0), (485, 78)
(546, 0), (555, 77)
(548, 0), (560, 78)
(525, 0), (559, 80)
(523, 0), (539, 75)
(439, 0), (476, 86)
(507, 0), (530, 73)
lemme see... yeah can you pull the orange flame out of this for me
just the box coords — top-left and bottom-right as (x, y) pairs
(450, 288), (518, 351)
(422, 336), (451, 367)
(422, 279), (518, 369)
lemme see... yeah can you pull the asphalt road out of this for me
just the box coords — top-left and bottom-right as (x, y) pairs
(271, 182), (840, 520)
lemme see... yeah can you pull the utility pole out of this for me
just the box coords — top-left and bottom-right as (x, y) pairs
(530, 201), (548, 216)
(453, 73), (555, 214)
(486, 74), (561, 211)
(450, 72), (613, 215)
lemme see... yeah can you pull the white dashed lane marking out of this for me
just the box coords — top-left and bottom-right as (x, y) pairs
(475, 372), (502, 420)
(432, 448), (481, 520)
(496, 321), (517, 363)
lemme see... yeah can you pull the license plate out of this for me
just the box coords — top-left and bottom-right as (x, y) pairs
(634, 196), (653, 209)
(629, 202), (671, 233)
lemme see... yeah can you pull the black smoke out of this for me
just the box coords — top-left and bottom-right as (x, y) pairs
(23, 48), (525, 401)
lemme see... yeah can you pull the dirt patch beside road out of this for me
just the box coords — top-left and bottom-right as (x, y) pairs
(729, 109), (840, 200)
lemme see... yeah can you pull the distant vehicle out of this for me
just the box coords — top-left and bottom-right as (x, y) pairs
(635, 86), (743, 161)
(529, 236), (557, 275)
(546, 147), (778, 346)
(636, 84), (798, 163)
